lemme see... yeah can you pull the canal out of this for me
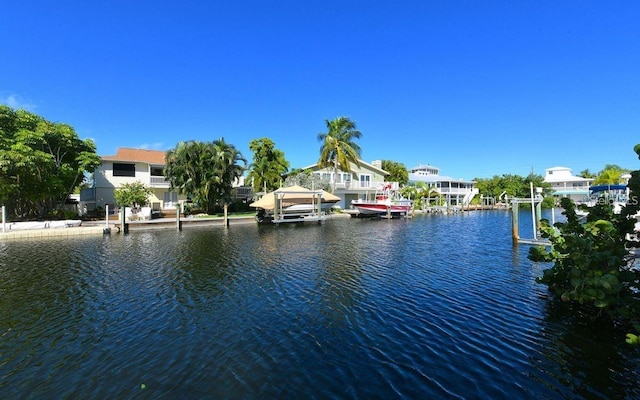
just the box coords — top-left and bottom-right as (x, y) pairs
(0, 210), (638, 399)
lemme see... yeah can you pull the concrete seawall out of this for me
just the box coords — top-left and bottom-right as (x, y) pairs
(0, 226), (107, 240)
(0, 217), (257, 240)
(0, 213), (356, 240)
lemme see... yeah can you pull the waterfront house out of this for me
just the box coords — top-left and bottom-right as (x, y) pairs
(543, 166), (592, 203)
(301, 159), (390, 209)
(79, 147), (250, 216)
(408, 164), (478, 206)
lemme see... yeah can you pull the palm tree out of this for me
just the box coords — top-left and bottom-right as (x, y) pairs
(593, 166), (627, 185)
(317, 116), (362, 193)
(210, 138), (247, 216)
(400, 182), (440, 209)
(165, 140), (211, 209)
(247, 138), (289, 194)
(164, 139), (246, 216)
(249, 156), (272, 194)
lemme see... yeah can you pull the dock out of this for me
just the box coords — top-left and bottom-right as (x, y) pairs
(517, 238), (551, 246)
(0, 216), (257, 240)
(271, 213), (326, 224)
(343, 209), (412, 219)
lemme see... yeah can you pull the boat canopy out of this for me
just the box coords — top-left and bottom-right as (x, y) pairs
(249, 185), (340, 210)
(589, 184), (627, 193)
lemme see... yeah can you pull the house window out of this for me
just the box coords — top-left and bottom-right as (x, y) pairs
(150, 167), (164, 176)
(113, 163), (136, 177)
(359, 174), (371, 188)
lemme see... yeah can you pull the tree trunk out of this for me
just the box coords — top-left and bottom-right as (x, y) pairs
(333, 158), (338, 193)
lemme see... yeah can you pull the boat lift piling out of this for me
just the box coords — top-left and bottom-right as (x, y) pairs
(511, 185), (547, 245)
(119, 206), (129, 234)
(103, 205), (111, 234)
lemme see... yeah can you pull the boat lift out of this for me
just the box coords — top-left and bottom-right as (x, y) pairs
(272, 189), (325, 225)
(510, 183), (550, 246)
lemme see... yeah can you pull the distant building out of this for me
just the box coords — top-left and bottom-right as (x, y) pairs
(543, 166), (592, 202)
(408, 164), (477, 206)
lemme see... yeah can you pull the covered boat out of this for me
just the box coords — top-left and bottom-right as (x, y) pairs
(584, 184), (629, 214)
(250, 185), (340, 223)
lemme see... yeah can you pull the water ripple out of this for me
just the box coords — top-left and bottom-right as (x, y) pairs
(1, 213), (639, 398)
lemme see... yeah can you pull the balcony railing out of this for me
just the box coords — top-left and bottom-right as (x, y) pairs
(551, 186), (590, 192)
(333, 180), (387, 190)
(437, 187), (476, 195)
(150, 176), (171, 187)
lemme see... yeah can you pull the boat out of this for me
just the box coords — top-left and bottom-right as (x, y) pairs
(250, 185), (340, 223)
(582, 184), (629, 214)
(351, 183), (412, 216)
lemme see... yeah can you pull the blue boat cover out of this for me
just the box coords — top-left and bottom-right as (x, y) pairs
(589, 184), (627, 193)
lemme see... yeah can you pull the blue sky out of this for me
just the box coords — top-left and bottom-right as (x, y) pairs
(1, 1), (638, 180)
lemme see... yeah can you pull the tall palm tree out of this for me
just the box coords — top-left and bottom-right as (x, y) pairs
(400, 182), (440, 209)
(164, 139), (246, 215)
(165, 140), (211, 208)
(210, 138), (247, 209)
(317, 116), (362, 193)
(593, 167), (625, 185)
(247, 138), (289, 194)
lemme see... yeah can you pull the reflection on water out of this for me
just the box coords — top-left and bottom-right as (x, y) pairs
(0, 211), (638, 399)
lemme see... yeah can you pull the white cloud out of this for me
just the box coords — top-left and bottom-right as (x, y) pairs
(0, 93), (36, 111)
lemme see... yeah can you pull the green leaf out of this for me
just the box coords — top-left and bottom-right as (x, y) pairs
(594, 300), (609, 308)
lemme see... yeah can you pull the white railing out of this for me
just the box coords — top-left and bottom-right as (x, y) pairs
(333, 180), (386, 190)
(438, 187), (476, 195)
(462, 188), (479, 206)
(150, 176), (170, 186)
(551, 186), (589, 192)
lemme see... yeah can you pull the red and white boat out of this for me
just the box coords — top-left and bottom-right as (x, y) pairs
(351, 183), (412, 216)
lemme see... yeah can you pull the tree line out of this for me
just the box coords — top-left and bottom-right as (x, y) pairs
(0, 105), (101, 219)
(1, 104), (633, 219)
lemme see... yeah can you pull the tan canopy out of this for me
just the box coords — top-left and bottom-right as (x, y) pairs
(250, 185), (340, 210)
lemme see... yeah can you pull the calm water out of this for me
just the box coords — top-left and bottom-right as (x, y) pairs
(1, 210), (638, 399)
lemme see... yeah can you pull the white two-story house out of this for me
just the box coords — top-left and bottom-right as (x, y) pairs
(80, 147), (251, 216)
(543, 166), (593, 203)
(80, 147), (186, 215)
(408, 164), (478, 206)
(301, 159), (390, 209)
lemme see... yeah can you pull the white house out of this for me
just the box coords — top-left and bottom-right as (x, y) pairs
(543, 166), (592, 203)
(80, 147), (250, 216)
(79, 148), (185, 215)
(408, 164), (478, 206)
(301, 159), (390, 209)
